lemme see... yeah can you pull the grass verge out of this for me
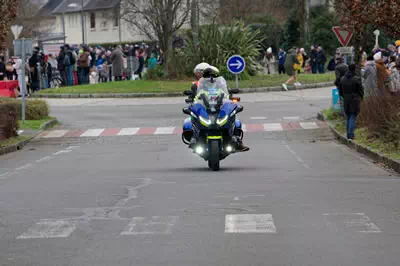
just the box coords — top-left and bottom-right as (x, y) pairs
(36, 73), (334, 94)
(0, 136), (30, 148)
(18, 116), (56, 130)
(324, 107), (400, 160)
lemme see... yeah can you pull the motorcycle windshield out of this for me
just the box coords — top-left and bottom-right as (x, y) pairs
(195, 77), (229, 110)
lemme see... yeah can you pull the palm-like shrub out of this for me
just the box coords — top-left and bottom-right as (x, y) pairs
(184, 21), (264, 80)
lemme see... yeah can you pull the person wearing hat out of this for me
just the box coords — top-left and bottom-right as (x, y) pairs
(263, 47), (275, 75)
(363, 55), (378, 97)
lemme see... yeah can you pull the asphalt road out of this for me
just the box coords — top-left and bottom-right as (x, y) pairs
(1, 88), (399, 266)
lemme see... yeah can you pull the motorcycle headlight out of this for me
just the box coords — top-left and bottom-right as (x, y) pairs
(217, 115), (229, 126)
(199, 116), (211, 127)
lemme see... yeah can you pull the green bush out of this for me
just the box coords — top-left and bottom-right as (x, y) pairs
(144, 65), (166, 80)
(183, 21), (264, 80)
(0, 98), (49, 120)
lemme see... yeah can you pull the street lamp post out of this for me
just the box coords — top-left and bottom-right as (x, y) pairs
(81, 0), (85, 44)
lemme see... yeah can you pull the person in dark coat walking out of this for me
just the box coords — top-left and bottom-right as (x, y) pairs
(339, 64), (364, 140)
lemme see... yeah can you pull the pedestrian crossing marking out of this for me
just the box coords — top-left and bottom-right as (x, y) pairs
(299, 122), (319, 129)
(38, 121), (328, 139)
(323, 213), (381, 233)
(120, 216), (179, 235)
(17, 219), (77, 239)
(225, 214), (277, 233)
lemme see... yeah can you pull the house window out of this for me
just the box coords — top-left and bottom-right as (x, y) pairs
(90, 12), (96, 29)
(113, 9), (119, 27)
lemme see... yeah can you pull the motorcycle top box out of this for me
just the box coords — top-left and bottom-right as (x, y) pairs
(182, 77), (245, 171)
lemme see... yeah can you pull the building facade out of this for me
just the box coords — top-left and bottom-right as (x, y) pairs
(38, 0), (148, 45)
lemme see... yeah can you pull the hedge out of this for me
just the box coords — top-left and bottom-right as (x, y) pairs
(0, 98), (49, 120)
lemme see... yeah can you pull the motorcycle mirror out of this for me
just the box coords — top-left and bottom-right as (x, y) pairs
(230, 88), (240, 94)
(236, 105), (244, 113)
(185, 99), (193, 104)
(182, 107), (191, 115)
(183, 90), (193, 96)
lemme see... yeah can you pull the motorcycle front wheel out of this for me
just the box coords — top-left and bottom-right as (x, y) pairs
(208, 140), (220, 171)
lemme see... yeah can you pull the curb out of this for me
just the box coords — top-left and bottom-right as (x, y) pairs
(318, 112), (400, 175)
(32, 82), (333, 99)
(0, 118), (58, 156)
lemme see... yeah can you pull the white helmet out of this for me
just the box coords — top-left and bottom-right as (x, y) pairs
(194, 62), (210, 74)
(209, 65), (220, 74)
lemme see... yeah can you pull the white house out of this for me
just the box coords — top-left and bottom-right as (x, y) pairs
(37, 0), (148, 45)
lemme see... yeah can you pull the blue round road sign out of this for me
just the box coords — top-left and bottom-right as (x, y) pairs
(227, 55), (246, 74)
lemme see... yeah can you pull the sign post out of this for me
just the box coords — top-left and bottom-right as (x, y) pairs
(12, 25), (32, 125)
(373, 30), (380, 49)
(227, 55), (246, 90)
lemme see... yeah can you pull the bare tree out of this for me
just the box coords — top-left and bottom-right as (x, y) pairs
(218, 0), (293, 24)
(122, 0), (191, 74)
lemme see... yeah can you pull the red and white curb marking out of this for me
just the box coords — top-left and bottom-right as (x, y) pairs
(38, 121), (328, 139)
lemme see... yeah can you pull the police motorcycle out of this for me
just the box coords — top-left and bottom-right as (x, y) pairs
(181, 70), (244, 171)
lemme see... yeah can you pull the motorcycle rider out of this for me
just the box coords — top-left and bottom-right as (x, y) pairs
(190, 62), (210, 98)
(187, 65), (249, 152)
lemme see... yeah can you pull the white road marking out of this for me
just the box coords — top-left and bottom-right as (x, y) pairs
(300, 122), (319, 129)
(15, 164), (33, 171)
(36, 156), (52, 163)
(323, 213), (381, 233)
(67, 146), (80, 150)
(42, 130), (69, 138)
(250, 117), (267, 120)
(80, 129), (105, 137)
(225, 214), (277, 233)
(283, 143), (310, 169)
(121, 216), (178, 235)
(283, 116), (300, 120)
(117, 128), (140, 136)
(263, 123), (283, 132)
(0, 172), (10, 179)
(154, 127), (175, 135)
(17, 219), (77, 239)
(53, 150), (72, 156)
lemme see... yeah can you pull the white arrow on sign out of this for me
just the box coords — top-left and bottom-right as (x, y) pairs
(229, 60), (243, 69)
